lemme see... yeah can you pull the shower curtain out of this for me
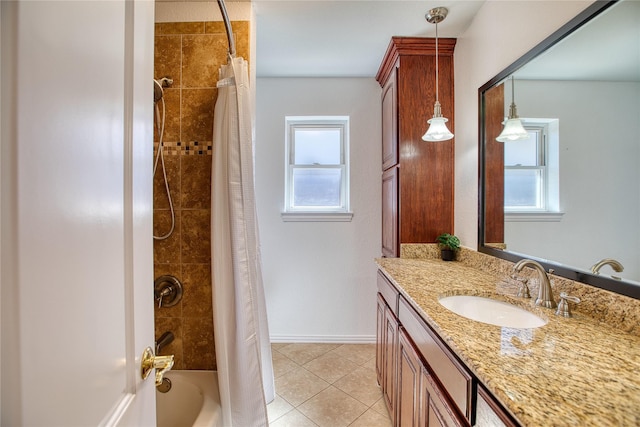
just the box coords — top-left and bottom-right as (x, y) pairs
(211, 56), (275, 427)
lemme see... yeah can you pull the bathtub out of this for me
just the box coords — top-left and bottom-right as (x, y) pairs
(156, 370), (221, 427)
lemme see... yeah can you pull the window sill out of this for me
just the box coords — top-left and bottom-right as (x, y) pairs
(505, 211), (564, 222)
(281, 212), (354, 222)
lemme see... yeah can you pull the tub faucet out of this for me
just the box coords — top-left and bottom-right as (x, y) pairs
(155, 331), (175, 354)
(590, 258), (624, 275)
(513, 259), (557, 309)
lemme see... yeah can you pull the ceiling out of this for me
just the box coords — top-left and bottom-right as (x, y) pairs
(156, 0), (638, 81)
(516, 0), (640, 82)
(253, 1), (484, 77)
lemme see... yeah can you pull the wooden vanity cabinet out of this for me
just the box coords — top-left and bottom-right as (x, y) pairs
(376, 269), (520, 427)
(377, 37), (456, 257)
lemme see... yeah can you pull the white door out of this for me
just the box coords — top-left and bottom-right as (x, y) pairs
(1, 1), (158, 425)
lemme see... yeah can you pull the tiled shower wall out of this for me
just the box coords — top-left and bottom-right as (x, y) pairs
(153, 21), (250, 370)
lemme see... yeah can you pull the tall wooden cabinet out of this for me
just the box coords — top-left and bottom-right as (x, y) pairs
(377, 37), (456, 257)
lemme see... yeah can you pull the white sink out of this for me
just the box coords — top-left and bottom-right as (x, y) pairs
(439, 295), (547, 328)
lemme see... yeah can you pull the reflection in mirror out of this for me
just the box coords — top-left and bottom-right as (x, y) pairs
(479, 0), (640, 299)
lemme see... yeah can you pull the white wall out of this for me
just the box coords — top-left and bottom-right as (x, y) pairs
(453, 0), (593, 249)
(255, 78), (381, 342)
(505, 80), (640, 281)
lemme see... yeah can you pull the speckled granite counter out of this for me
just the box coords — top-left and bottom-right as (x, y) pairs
(376, 255), (640, 427)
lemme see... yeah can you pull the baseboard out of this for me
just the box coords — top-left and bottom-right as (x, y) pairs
(269, 334), (376, 344)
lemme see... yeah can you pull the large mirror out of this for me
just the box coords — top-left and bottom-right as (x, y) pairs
(479, 0), (640, 299)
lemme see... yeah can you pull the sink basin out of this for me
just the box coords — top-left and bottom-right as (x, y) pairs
(439, 295), (547, 328)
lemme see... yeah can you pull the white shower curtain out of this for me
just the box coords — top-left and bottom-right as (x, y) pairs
(211, 56), (275, 427)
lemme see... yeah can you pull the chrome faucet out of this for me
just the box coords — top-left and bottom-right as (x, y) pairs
(590, 258), (624, 275)
(513, 259), (557, 309)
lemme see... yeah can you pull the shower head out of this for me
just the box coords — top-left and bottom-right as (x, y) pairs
(153, 79), (164, 103)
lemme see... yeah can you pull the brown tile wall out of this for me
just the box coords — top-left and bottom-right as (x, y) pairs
(153, 21), (250, 370)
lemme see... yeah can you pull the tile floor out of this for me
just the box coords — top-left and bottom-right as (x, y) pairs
(267, 343), (392, 427)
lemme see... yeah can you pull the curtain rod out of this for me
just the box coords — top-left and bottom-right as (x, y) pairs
(216, 0), (236, 57)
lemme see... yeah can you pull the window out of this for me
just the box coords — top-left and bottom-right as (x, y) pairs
(282, 116), (352, 222)
(504, 119), (563, 221)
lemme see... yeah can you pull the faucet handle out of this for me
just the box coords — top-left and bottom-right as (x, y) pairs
(516, 277), (531, 299)
(555, 292), (580, 317)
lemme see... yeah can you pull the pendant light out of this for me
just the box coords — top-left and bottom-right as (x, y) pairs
(422, 7), (453, 142)
(496, 76), (529, 142)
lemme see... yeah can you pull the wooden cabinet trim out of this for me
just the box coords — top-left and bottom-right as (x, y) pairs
(376, 37), (457, 86)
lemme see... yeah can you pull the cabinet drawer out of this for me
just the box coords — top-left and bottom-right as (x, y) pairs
(377, 270), (399, 315)
(398, 296), (473, 422)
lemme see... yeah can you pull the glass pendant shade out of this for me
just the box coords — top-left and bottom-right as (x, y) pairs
(422, 110), (454, 141)
(422, 8), (453, 143)
(496, 116), (528, 142)
(496, 76), (528, 142)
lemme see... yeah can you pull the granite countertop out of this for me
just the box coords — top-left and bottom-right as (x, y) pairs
(376, 257), (640, 427)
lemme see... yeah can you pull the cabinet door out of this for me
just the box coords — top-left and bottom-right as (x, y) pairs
(376, 293), (386, 387)
(420, 367), (466, 427)
(382, 167), (399, 257)
(381, 68), (398, 170)
(397, 328), (422, 427)
(383, 303), (398, 422)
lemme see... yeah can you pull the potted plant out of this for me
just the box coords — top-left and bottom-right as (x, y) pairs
(436, 233), (460, 261)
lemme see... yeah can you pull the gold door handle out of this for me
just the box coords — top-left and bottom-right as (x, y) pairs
(141, 347), (174, 386)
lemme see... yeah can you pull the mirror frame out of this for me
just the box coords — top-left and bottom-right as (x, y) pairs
(478, 0), (640, 300)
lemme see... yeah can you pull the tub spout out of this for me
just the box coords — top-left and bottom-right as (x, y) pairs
(155, 331), (175, 354)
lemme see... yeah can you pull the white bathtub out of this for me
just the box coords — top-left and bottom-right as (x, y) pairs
(156, 370), (221, 427)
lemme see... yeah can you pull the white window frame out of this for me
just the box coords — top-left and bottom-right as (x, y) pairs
(282, 116), (353, 222)
(505, 118), (563, 222)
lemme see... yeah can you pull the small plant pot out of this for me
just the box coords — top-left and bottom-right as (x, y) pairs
(441, 249), (456, 261)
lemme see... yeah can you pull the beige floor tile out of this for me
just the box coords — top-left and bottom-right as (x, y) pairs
(331, 344), (376, 365)
(371, 397), (392, 419)
(267, 393), (294, 423)
(298, 386), (368, 427)
(270, 409), (318, 427)
(274, 366), (330, 407)
(272, 350), (300, 378)
(349, 408), (393, 427)
(304, 351), (360, 383)
(363, 357), (377, 371)
(334, 365), (383, 406)
(271, 344), (391, 426)
(277, 343), (340, 365)
(271, 342), (291, 352)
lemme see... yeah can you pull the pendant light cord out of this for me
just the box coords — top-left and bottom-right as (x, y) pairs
(511, 76), (515, 104)
(435, 22), (439, 103)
